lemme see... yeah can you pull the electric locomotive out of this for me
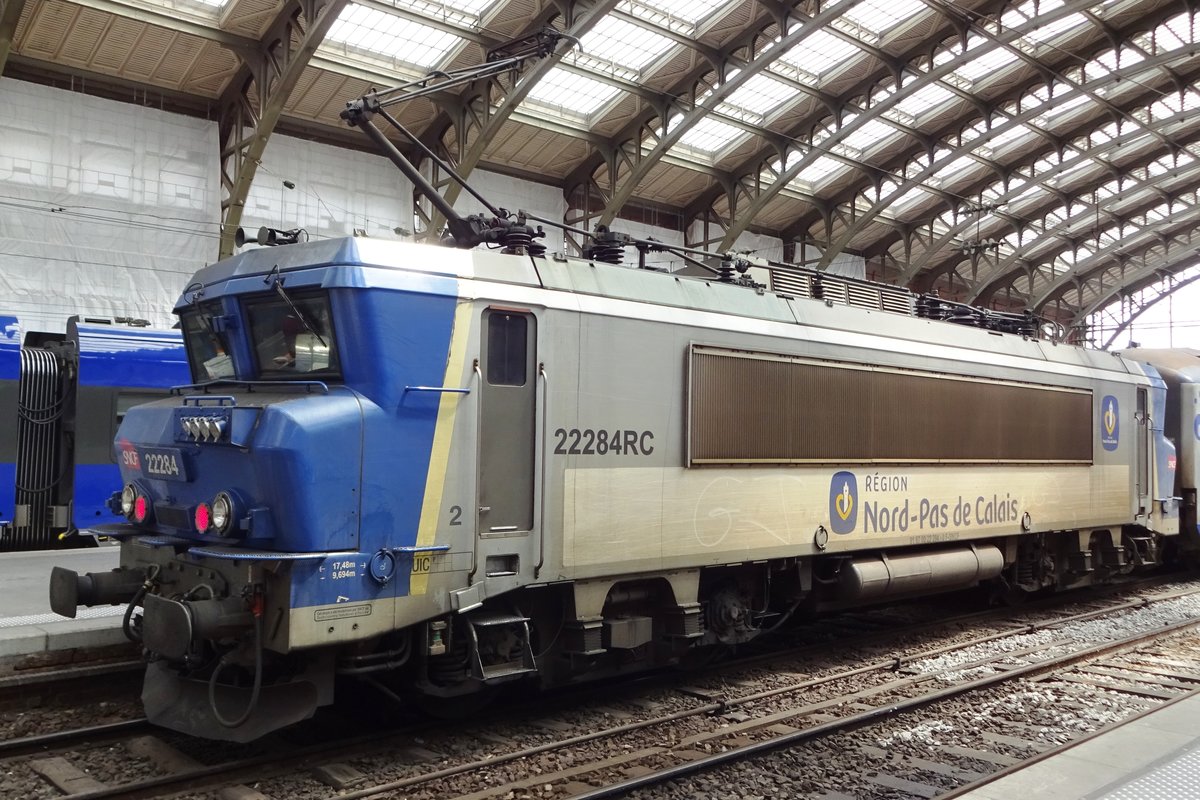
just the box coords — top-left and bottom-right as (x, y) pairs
(48, 231), (1199, 741)
(46, 38), (1200, 738)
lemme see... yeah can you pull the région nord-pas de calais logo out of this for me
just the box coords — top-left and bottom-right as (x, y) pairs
(1101, 395), (1119, 452)
(829, 471), (858, 535)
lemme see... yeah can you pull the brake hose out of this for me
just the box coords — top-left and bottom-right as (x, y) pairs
(208, 611), (264, 729)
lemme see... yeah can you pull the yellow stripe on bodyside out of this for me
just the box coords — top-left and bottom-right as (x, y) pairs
(410, 300), (474, 596)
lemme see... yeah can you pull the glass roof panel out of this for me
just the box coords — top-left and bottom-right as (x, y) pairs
(776, 28), (863, 80)
(892, 186), (932, 210)
(793, 153), (853, 188)
(891, 83), (956, 119)
(989, 122), (1040, 151)
(1147, 152), (1197, 176)
(718, 72), (802, 122)
(578, 16), (676, 75)
(1040, 93), (1092, 123)
(396, 0), (497, 18)
(1145, 202), (1170, 221)
(674, 116), (750, 155)
(326, 5), (464, 68)
(939, 154), (983, 181)
(1022, 11), (1091, 50)
(629, 0), (733, 27)
(953, 39), (1021, 84)
(839, 117), (903, 153)
(1002, 230), (1026, 249)
(525, 67), (622, 118)
(1053, 159), (1099, 186)
(1006, 181), (1042, 206)
(1093, 46), (1146, 72)
(1095, 224), (1123, 245)
(1151, 89), (1200, 118)
(838, 0), (928, 36)
(1155, 13), (1192, 52)
(1088, 126), (1116, 147)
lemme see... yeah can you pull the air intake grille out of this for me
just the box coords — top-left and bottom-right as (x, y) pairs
(769, 268), (915, 316)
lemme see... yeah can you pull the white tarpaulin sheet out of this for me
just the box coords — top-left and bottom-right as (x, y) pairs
(0, 78), (218, 332)
(1, 78), (801, 334)
(239, 133), (414, 247)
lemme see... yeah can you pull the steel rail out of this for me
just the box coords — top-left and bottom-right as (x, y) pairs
(326, 581), (1200, 800)
(33, 578), (1200, 800)
(568, 616), (1200, 799)
(0, 719), (151, 760)
(0, 659), (142, 693)
(936, 684), (1200, 799)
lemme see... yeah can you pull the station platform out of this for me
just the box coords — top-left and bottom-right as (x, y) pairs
(0, 546), (126, 659)
(952, 689), (1200, 799)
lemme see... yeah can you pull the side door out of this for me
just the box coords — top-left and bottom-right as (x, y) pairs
(477, 308), (537, 534)
(1136, 386), (1149, 517)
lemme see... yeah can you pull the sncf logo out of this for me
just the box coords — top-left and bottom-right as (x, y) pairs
(1101, 395), (1119, 452)
(829, 471), (858, 535)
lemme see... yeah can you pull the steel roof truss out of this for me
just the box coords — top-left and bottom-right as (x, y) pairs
(217, 0), (352, 259)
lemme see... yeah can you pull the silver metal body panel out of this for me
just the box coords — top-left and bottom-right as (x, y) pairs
(386, 246), (1155, 611)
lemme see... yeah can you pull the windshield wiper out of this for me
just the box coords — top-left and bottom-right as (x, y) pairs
(271, 278), (327, 348)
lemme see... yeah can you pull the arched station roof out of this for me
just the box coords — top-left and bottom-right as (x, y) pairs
(2, 0), (1198, 328)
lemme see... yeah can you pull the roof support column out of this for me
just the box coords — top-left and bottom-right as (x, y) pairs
(217, 0), (350, 259)
(0, 0), (27, 74)
(424, 0), (621, 237)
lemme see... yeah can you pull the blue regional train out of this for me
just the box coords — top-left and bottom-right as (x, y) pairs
(0, 315), (188, 550)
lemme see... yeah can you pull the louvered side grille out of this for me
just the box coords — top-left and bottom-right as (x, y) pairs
(768, 269), (915, 317)
(768, 269), (812, 299)
(846, 283), (881, 310)
(688, 346), (1092, 465)
(881, 291), (917, 315)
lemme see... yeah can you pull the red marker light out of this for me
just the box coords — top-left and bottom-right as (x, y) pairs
(133, 494), (150, 524)
(195, 502), (211, 533)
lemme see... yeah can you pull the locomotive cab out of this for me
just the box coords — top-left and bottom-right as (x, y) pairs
(49, 249), (386, 739)
(49, 239), (520, 740)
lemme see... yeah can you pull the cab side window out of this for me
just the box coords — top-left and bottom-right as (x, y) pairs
(486, 313), (527, 386)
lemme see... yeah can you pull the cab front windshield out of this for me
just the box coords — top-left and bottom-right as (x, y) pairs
(244, 290), (341, 380)
(181, 304), (233, 383)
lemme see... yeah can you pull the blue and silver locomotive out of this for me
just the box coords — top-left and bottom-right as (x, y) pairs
(48, 231), (1200, 741)
(47, 48), (1200, 738)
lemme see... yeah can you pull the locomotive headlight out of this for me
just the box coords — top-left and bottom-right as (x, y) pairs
(211, 492), (234, 534)
(120, 484), (137, 517)
(194, 502), (212, 533)
(122, 482), (153, 524)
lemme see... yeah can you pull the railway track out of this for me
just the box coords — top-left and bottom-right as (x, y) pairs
(3, 577), (1199, 799)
